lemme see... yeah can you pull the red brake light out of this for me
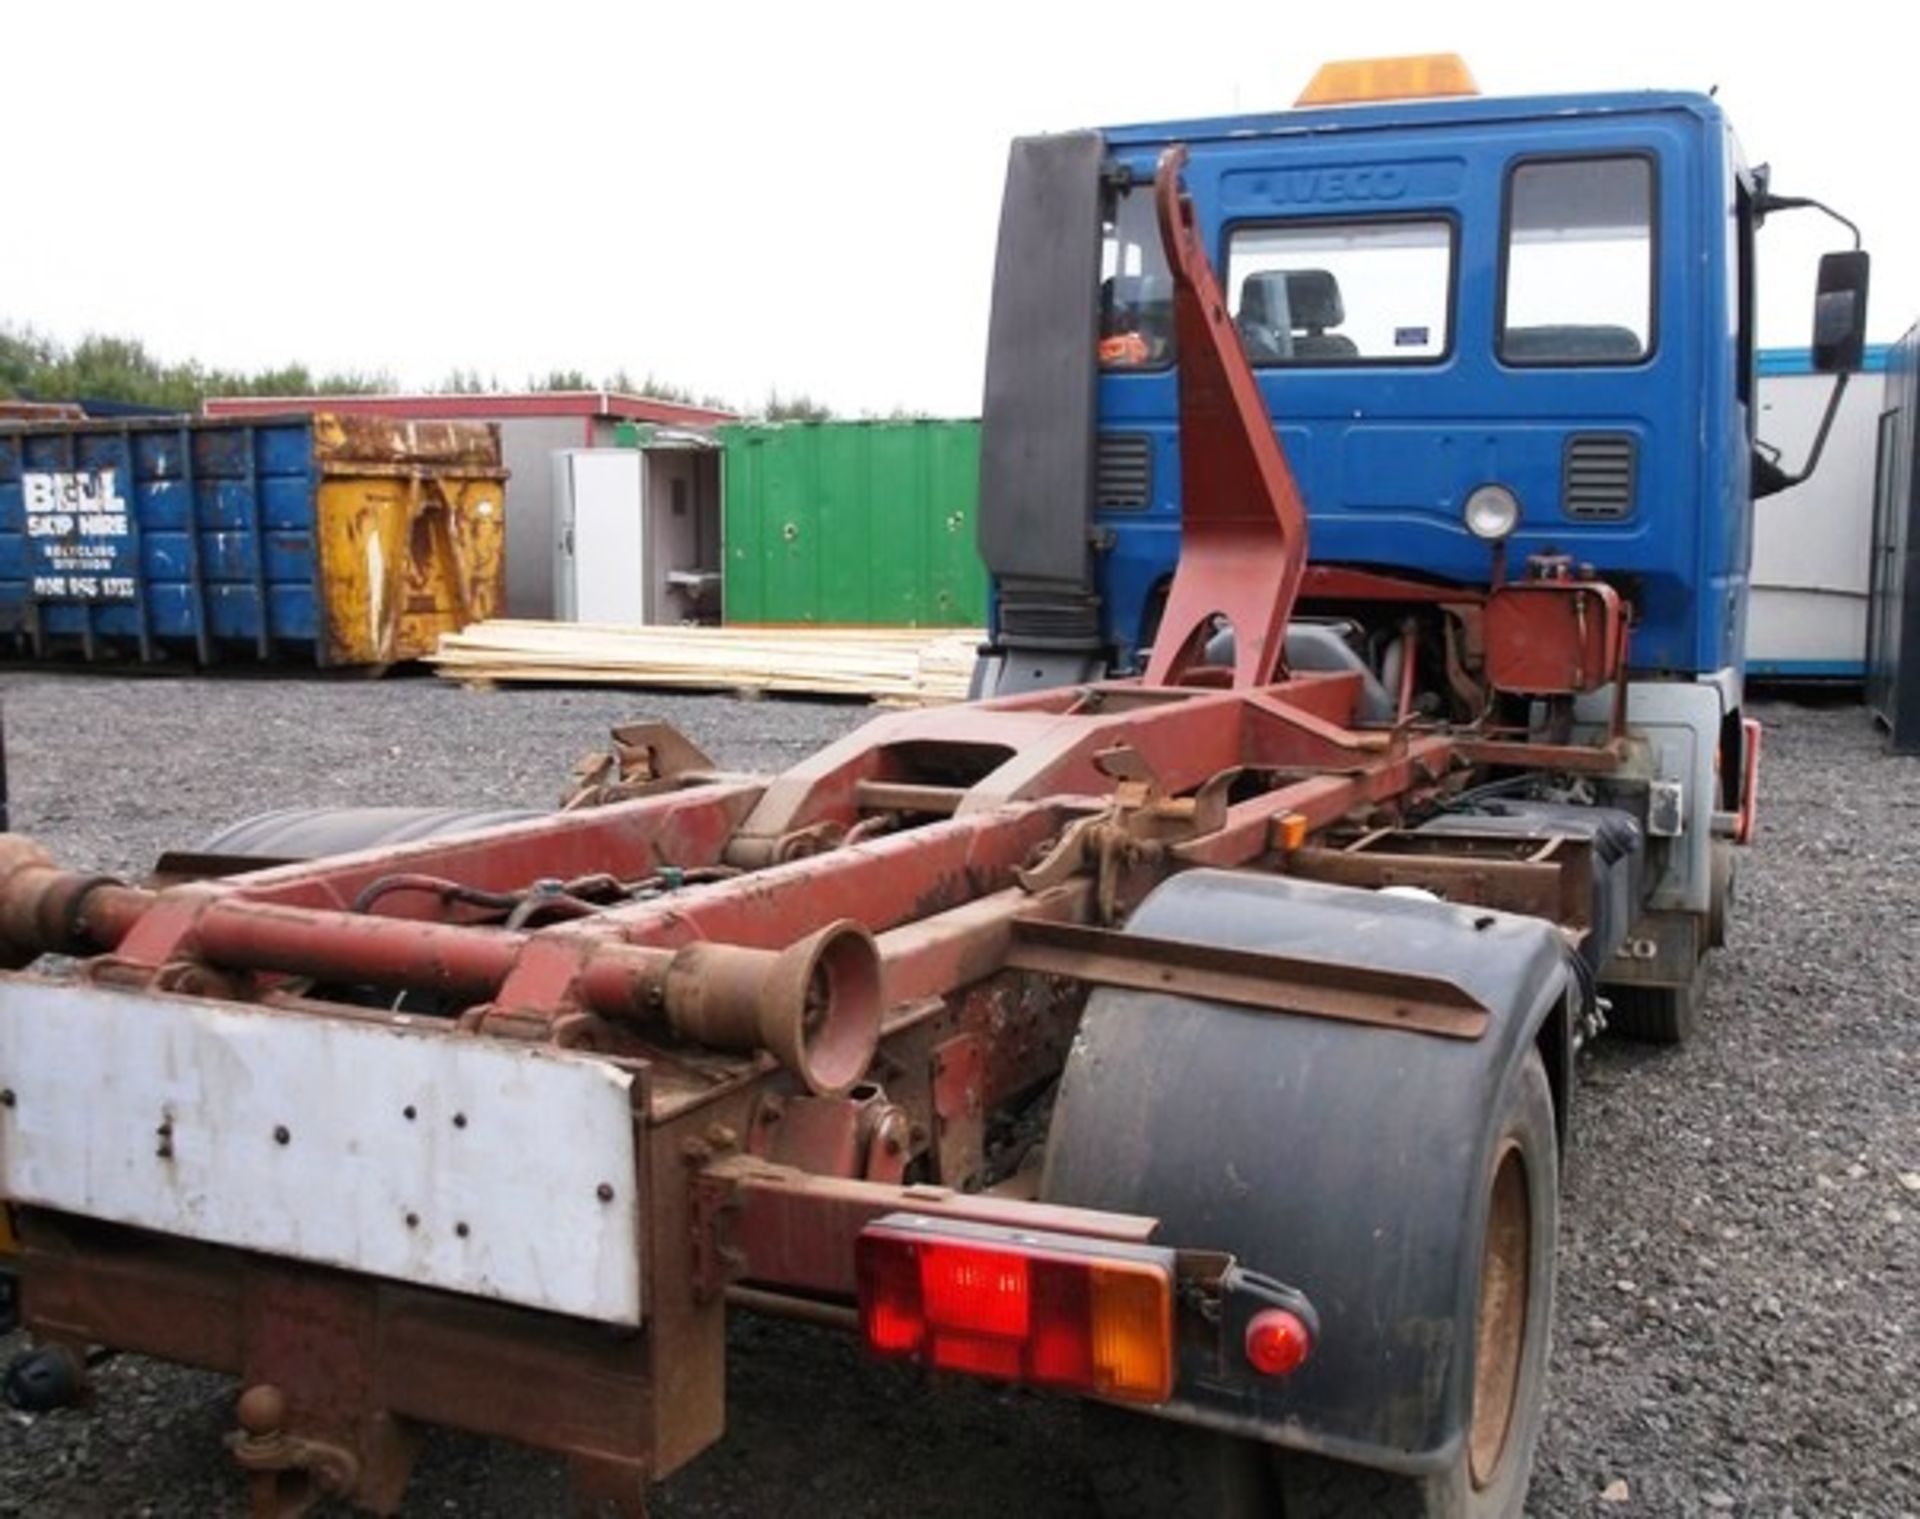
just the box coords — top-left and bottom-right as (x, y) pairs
(922, 1245), (1030, 1339)
(1244, 1307), (1314, 1377)
(856, 1215), (1176, 1403)
(859, 1226), (926, 1355)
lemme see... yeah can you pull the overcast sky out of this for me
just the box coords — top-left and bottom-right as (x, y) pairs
(7, 1), (1905, 416)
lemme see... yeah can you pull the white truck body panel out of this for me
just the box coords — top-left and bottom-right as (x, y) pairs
(0, 979), (643, 1325)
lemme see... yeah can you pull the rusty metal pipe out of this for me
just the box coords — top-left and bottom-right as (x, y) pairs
(197, 903), (881, 1095)
(192, 899), (523, 1001)
(723, 1286), (860, 1331)
(0, 833), (884, 1093)
(583, 922), (883, 1097)
(0, 834), (155, 968)
(172, 895), (882, 1096)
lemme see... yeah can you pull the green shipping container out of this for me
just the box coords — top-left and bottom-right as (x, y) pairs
(719, 420), (987, 626)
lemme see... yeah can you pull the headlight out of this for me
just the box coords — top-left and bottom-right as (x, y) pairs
(1463, 483), (1520, 541)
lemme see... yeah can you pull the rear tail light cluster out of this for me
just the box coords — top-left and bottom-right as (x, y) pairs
(856, 1215), (1176, 1403)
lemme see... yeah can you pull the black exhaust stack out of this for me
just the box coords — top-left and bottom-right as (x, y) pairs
(972, 132), (1110, 696)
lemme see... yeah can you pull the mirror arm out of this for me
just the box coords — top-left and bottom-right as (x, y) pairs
(1753, 371), (1852, 498)
(1753, 192), (1863, 250)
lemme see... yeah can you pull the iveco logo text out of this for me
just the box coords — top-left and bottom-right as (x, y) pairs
(1267, 167), (1409, 204)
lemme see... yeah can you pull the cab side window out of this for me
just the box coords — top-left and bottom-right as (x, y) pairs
(1500, 157), (1655, 365)
(1099, 185), (1174, 369)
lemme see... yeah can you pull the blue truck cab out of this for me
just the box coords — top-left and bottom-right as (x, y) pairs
(1090, 86), (1754, 679)
(973, 58), (1868, 1033)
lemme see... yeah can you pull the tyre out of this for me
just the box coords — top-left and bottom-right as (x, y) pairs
(1604, 968), (1700, 1045)
(1276, 1049), (1558, 1518)
(1085, 1051), (1559, 1519)
(1707, 840), (1734, 950)
(3, 1344), (86, 1412)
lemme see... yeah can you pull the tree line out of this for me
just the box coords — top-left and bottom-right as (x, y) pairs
(1, 325), (834, 421)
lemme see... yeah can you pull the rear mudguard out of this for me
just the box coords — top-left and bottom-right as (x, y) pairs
(1041, 871), (1576, 1475)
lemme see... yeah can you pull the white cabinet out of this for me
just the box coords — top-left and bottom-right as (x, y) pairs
(553, 450), (646, 624)
(552, 445), (722, 626)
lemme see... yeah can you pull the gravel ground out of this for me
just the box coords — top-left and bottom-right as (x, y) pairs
(0, 672), (1913, 1517)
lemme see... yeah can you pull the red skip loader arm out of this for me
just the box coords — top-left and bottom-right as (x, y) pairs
(1142, 145), (1312, 690)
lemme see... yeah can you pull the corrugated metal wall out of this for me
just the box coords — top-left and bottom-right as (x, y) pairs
(720, 421), (986, 626)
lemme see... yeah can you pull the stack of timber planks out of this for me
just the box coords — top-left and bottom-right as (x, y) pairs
(429, 620), (982, 704)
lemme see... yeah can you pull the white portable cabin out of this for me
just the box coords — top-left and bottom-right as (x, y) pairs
(551, 437), (722, 626)
(1747, 347), (1890, 680)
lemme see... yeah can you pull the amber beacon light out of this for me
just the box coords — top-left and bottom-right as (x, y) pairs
(1296, 53), (1481, 107)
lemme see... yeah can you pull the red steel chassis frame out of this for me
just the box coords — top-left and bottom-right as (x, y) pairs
(0, 149), (1634, 1518)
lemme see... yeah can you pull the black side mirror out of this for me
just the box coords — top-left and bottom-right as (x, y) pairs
(1812, 250), (1870, 373)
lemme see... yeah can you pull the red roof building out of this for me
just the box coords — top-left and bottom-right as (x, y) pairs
(203, 390), (734, 430)
(205, 391), (736, 617)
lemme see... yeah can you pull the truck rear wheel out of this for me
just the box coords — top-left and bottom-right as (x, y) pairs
(1275, 1047), (1556, 1518)
(1084, 1049), (1558, 1519)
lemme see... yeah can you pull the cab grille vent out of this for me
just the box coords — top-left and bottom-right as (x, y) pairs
(1562, 433), (1637, 520)
(1097, 433), (1152, 512)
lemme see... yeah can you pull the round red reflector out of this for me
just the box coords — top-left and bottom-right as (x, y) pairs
(1244, 1309), (1312, 1377)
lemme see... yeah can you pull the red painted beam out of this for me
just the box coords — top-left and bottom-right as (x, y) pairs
(1143, 146), (1311, 689)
